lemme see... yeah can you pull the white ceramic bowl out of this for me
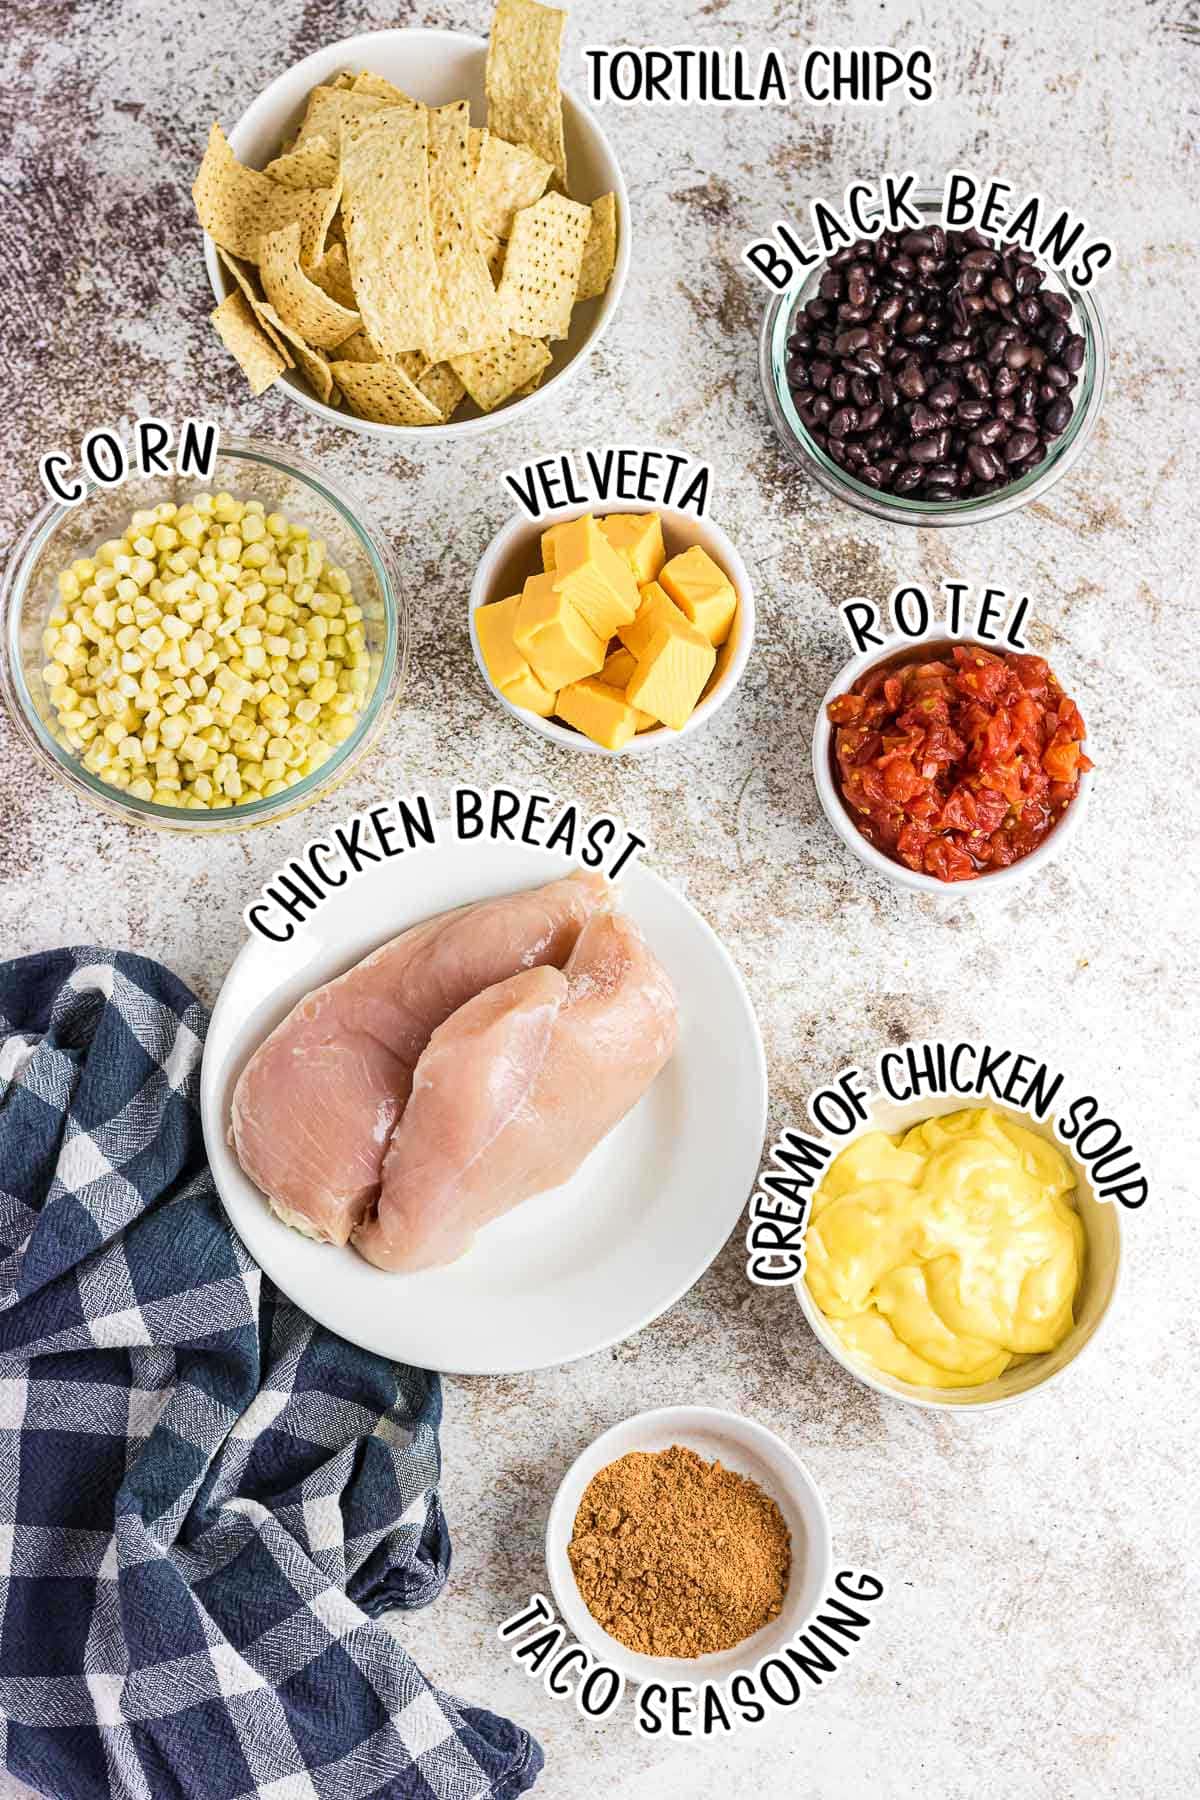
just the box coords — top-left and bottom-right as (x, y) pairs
(795, 1091), (1122, 1412)
(545, 1406), (832, 1685)
(468, 501), (755, 755)
(203, 29), (630, 440)
(811, 631), (1095, 895)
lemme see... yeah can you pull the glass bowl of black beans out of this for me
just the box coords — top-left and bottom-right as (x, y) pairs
(759, 195), (1108, 525)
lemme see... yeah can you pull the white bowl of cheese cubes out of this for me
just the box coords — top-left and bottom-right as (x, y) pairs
(468, 503), (754, 754)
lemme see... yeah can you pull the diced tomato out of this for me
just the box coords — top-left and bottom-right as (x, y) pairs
(827, 641), (1090, 884)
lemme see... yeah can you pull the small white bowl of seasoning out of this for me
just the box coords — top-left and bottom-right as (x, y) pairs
(468, 503), (755, 755)
(795, 1092), (1122, 1412)
(812, 630), (1095, 895)
(544, 1404), (831, 1686)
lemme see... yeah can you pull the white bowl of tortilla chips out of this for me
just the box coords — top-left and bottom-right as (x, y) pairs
(197, 3), (628, 438)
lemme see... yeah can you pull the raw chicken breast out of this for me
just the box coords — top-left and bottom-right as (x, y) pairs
(353, 910), (679, 1272)
(230, 871), (609, 1243)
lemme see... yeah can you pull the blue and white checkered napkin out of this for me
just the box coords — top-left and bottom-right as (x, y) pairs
(0, 948), (543, 1800)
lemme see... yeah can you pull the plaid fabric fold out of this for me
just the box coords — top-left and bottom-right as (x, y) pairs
(0, 948), (542, 1800)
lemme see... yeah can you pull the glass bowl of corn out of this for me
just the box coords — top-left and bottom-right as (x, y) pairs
(0, 437), (405, 831)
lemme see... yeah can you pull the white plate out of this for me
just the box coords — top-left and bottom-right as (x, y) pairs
(201, 843), (767, 1373)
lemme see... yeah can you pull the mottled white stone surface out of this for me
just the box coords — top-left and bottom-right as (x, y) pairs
(1, 0), (1198, 1794)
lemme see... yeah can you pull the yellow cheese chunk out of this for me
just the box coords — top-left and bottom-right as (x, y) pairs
(476, 595), (558, 717)
(618, 580), (688, 661)
(541, 521), (565, 572)
(556, 676), (639, 750)
(513, 571), (607, 689)
(601, 647), (658, 731)
(625, 618), (716, 731)
(659, 545), (738, 647)
(599, 512), (666, 585)
(549, 515), (639, 639)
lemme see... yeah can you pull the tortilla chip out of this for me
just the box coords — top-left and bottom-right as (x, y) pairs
(496, 191), (590, 339)
(417, 361), (467, 421)
(192, 123), (297, 261)
(211, 291), (287, 396)
(352, 71), (419, 105)
(259, 220), (360, 349)
(334, 327), (380, 364)
(305, 240), (357, 310)
(263, 134), (339, 190)
(425, 101), (507, 361)
(474, 131), (552, 240)
(576, 192), (617, 301)
(215, 249), (339, 402)
(215, 248), (294, 366)
(331, 357), (442, 425)
(341, 106), (437, 357)
(289, 179), (343, 269)
(469, 127), (487, 177)
(296, 85), (393, 151)
(485, 0), (567, 190)
(450, 330), (550, 410)
(287, 337), (339, 405)
(480, 233), (507, 284)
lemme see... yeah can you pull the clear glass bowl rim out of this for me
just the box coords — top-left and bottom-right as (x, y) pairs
(0, 435), (406, 830)
(758, 190), (1110, 528)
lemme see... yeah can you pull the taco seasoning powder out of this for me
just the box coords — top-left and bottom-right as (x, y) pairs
(567, 1445), (791, 1657)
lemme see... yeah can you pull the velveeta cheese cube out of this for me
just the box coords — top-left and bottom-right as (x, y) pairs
(625, 616), (716, 732)
(541, 522), (566, 572)
(618, 580), (687, 661)
(556, 676), (640, 750)
(659, 545), (738, 647)
(514, 571), (607, 689)
(549, 514), (639, 639)
(476, 595), (557, 717)
(599, 512), (665, 585)
(602, 647), (658, 731)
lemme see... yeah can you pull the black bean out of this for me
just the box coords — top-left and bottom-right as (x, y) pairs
(810, 360), (832, 391)
(830, 372), (849, 403)
(896, 360), (927, 399)
(894, 466), (925, 493)
(968, 445), (1002, 481)
(907, 436), (944, 464)
(857, 405), (884, 433)
(971, 417), (1008, 447)
(829, 407), (858, 438)
(1043, 396), (1074, 435)
(1063, 333), (1086, 372)
(1042, 291), (1072, 318)
(1004, 429), (1038, 462)
(928, 379), (960, 411)
(957, 399), (990, 424)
